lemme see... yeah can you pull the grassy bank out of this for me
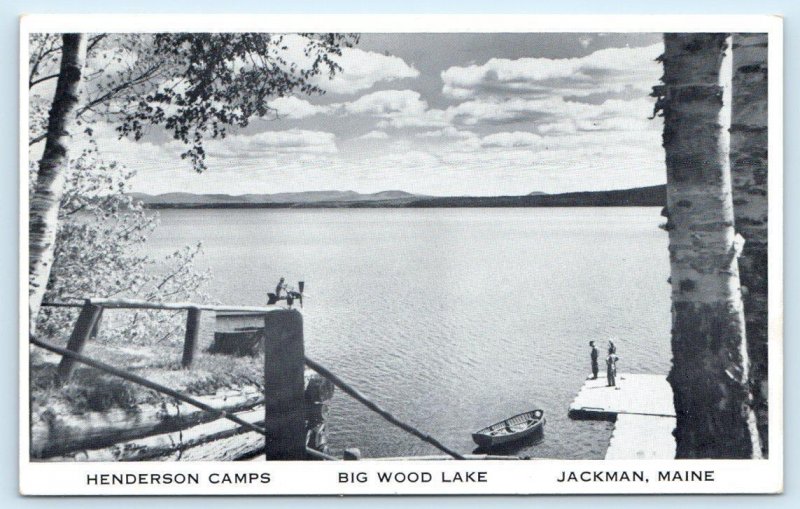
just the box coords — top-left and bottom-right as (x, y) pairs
(30, 339), (264, 416)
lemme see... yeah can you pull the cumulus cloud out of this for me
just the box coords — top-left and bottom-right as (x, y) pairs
(269, 89), (451, 129)
(269, 96), (330, 119)
(479, 131), (543, 148)
(343, 89), (427, 116)
(114, 122), (664, 197)
(208, 129), (337, 157)
(323, 48), (420, 94)
(335, 89), (450, 129)
(415, 127), (477, 139)
(98, 128), (338, 173)
(430, 128), (664, 189)
(446, 97), (547, 125)
(272, 87), (656, 136)
(278, 34), (420, 95)
(263, 43), (662, 136)
(376, 110), (449, 129)
(446, 96), (578, 126)
(357, 130), (390, 140)
(82, 35), (667, 197)
(440, 43), (662, 100)
(446, 95), (658, 133)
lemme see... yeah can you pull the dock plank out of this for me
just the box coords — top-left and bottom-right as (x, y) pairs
(568, 373), (675, 420)
(568, 373), (676, 460)
(604, 414), (676, 460)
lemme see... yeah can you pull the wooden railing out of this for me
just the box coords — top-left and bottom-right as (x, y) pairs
(35, 298), (469, 460)
(43, 298), (280, 374)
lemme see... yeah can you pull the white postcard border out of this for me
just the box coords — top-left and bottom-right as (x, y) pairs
(19, 13), (784, 496)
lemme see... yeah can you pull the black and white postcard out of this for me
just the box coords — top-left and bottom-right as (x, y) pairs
(20, 14), (783, 495)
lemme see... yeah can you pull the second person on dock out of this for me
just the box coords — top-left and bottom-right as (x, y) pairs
(606, 349), (619, 387)
(589, 341), (599, 379)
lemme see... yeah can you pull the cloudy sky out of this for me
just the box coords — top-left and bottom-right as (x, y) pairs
(79, 33), (666, 197)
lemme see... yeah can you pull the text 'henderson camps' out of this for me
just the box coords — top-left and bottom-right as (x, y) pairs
(86, 473), (271, 485)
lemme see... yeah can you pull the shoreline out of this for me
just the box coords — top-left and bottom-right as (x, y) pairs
(135, 185), (666, 210)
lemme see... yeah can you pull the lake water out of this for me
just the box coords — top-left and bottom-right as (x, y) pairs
(145, 207), (672, 459)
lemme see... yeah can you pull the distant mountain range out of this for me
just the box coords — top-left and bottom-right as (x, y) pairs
(128, 189), (422, 205)
(130, 185), (666, 209)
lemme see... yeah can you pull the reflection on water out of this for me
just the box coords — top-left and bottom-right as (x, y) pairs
(146, 207), (672, 459)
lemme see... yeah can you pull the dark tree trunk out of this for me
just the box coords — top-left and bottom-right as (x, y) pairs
(659, 33), (761, 458)
(731, 33), (769, 457)
(29, 34), (87, 334)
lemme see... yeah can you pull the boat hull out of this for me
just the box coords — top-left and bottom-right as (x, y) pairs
(472, 410), (545, 448)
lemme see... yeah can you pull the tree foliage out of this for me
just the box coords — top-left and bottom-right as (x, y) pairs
(31, 143), (212, 345)
(29, 32), (358, 343)
(30, 33), (359, 169)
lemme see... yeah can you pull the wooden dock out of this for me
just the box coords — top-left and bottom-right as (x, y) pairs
(605, 414), (676, 460)
(569, 373), (676, 460)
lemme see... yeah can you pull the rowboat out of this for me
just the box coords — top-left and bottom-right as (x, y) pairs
(472, 409), (545, 448)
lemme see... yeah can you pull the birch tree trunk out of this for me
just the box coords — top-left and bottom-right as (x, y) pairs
(730, 33), (769, 457)
(29, 34), (87, 334)
(659, 33), (761, 458)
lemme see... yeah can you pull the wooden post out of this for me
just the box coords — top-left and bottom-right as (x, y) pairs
(89, 307), (103, 340)
(197, 309), (216, 352)
(56, 301), (103, 382)
(181, 306), (202, 368)
(263, 309), (306, 460)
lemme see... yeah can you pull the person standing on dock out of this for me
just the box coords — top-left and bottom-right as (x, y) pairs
(275, 277), (287, 299)
(589, 341), (599, 379)
(606, 351), (619, 387)
(608, 339), (617, 355)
